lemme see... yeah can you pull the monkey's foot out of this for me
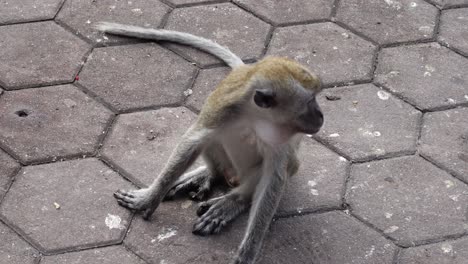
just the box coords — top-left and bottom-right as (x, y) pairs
(192, 194), (248, 236)
(165, 168), (214, 201)
(114, 188), (153, 211)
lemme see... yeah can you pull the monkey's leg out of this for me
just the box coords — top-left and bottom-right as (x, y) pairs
(165, 141), (233, 200)
(114, 126), (213, 219)
(231, 149), (289, 264)
(164, 165), (213, 201)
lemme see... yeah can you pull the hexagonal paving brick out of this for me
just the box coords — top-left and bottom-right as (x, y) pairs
(258, 211), (396, 264)
(348, 156), (468, 246)
(439, 8), (468, 56)
(79, 44), (197, 112)
(0, 158), (133, 253)
(165, 0), (229, 6)
(186, 67), (230, 112)
(125, 199), (246, 263)
(277, 139), (349, 214)
(0, 85), (113, 164)
(233, 0), (333, 25)
(102, 107), (197, 186)
(399, 237), (468, 264)
(430, 0), (468, 8)
(0, 0), (63, 25)
(56, 0), (170, 45)
(420, 108), (468, 183)
(267, 22), (376, 86)
(164, 3), (271, 67)
(0, 21), (90, 90)
(0, 222), (38, 264)
(315, 84), (420, 162)
(375, 43), (468, 111)
(336, 0), (437, 45)
(41, 246), (146, 264)
(0, 150), (20, 200)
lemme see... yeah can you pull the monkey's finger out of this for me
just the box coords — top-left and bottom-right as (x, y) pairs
(142, 207), (156, 221)
(213, 220), (227, 234)
(114, 189), (135, 198)
(193, 218), (220, 235)
(117, 199), (136, 209)
(114, 192), (135, 203)
(192, 220), (210, 236)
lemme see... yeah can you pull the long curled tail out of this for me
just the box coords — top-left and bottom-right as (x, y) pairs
(95, 22), (244, 69)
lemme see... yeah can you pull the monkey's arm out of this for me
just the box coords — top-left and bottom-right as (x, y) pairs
(114, 125), (214, 219)
(232, 146), (289, 264)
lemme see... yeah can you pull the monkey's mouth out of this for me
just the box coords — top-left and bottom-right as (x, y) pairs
(295, 124), (322, 135)
(303, 127), (321, 135)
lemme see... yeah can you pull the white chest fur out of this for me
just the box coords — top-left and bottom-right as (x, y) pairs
(253, 120), (293, 146)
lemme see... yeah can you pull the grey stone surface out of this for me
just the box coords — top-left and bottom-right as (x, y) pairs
(277, 139), (349, 214)
(0, 0), (63, 25)
(102, 107), (197, 186)
(0, 150), (20, 200)
(186, 67), (230, 112)
(0, 21), (90, 89)
(0, 222), (38, 264)
(0, 158), (133, 253)
(2, 1), (468, 262)
(420, 108), (468, 183)
(439, 8), (468, 56)
(0, 85), (113, 164)
(165, 3), (271, 67)
(430, 0), (468, 7)
(125, 199), (246, 263)
(336, 0), (437, 45)
(348, 156), (468, 246)
(315, 84), (421, 162)
(375, 43), (468, 111)
(40, 246), (146, 264)
(399, 237), (468, 264)
(267, 22), (376, 86)
(78, 44), (197, 112)
(56, 0), (170, 45)
(258, 211), (396, 264)
(234, 0), (333, 25)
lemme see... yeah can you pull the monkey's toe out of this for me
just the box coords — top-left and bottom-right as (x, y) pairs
(165, 173), (213, 201)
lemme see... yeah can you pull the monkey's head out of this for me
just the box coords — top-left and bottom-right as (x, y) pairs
(250, 57), (324, 137)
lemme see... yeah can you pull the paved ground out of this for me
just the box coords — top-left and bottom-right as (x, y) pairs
(0, 0), (468, 263)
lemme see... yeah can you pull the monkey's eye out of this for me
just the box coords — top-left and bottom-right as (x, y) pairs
(254, 89), (276, 108)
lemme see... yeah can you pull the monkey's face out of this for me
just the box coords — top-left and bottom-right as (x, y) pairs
(252, 78), (324, 136)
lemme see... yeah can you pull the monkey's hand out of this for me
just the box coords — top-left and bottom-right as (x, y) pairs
(164, 167), (214, 201)
(114, 188), (153, 212)
(193, 193), (248, 236)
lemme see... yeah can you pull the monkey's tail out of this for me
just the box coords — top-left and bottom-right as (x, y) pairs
(95, 22), (244, 68)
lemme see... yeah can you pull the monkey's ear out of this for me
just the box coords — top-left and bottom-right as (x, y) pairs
(254, 88), (276, 108)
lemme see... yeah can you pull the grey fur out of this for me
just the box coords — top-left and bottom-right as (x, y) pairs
(95, 22), (244, 68)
